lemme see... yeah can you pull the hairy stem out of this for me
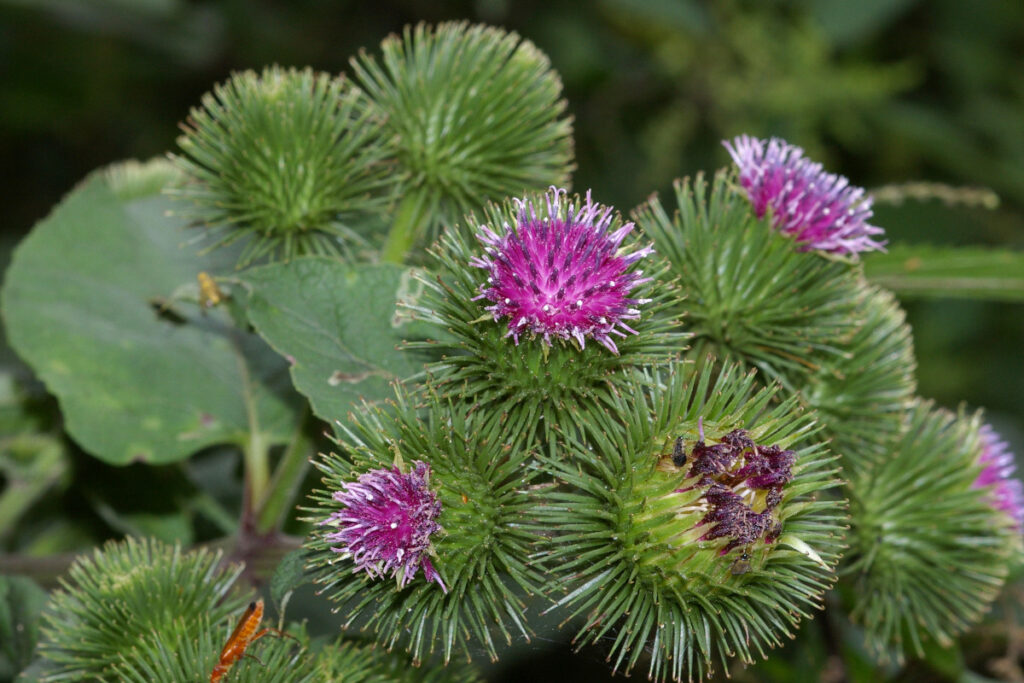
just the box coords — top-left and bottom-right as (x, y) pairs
(381, 187), (432, 263)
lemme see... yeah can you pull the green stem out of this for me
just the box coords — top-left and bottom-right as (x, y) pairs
(226, 320), (271, 523)
(245, 430), (271, 522)
(381, 187), (432, 264)
(255, 408), (315, 534)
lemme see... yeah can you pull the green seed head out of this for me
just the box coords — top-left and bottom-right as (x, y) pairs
(845, 402), (1020, 662)
(353, 22), (575, 253)
(37, 538), (248, 681)
(171, 66), (392, 266)
(407, 192), (684, 454)
(304, 385), (543, 664)
(800, 284), (917, 466)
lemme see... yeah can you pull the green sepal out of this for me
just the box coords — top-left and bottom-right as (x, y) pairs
(171, 66), (393, 266)
(36, 537), (250, 681)
(351, 21), (575, 259)
(406, 193), (686, 457)
(633, 170), (863, 388)
(843, 401), (1020, 662)
(304, 384), (544, 664)
(535, 361), (847, 682)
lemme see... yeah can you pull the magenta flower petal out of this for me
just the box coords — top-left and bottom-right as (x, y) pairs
(322, 461), (446, 592)
(471, 186), (654, 354)
(973, 425), (1024, 530)
(723, 135), (885, 255)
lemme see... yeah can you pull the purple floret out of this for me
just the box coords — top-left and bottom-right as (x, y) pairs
(973, 424), (1024, 530)
(724, 135), (885, 255)
(470, 186), (654, 354)
(322, 461), (446, 592)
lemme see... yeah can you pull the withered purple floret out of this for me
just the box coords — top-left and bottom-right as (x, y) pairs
(688, 430), (755, 484)
(697, 484), (783, 555)
(732, 444), (795, 490)
(677, 428), (794, 555)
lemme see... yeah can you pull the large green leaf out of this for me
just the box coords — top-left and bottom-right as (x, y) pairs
(240, 258), (434, 424)
(864, 244), (1024, 301)
(0, 168), (300, 465)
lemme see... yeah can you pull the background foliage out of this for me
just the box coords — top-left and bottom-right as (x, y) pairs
(0, 1), (1022, 681)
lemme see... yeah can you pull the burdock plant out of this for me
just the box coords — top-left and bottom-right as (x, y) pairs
(171, 66), (393, 266)
(351, 22), (575, 262)
(537, 363), (846, 681)
(723, 135), (885, 255)
(36, 537), (249, 681)
(844, 403), (1022, 660)
(408, 186), (683, 453)
(5, 15), (1024, 683)
(305, 386), (543, 664)
(634, 170), (863, 387)
(799, 284), (917, 463)
(974, 424), (1024, 529)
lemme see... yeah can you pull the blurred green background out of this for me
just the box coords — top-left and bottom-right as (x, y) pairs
(0, 0), (1022, 679)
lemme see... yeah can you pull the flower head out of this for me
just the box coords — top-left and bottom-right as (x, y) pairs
(470, 187), (653, 354)
(171, 66), (391, 266)
(537, 364), (845, 682)
(322, 461), (446, 592)
(353, 22), (574, 254)
(973, 424), (1024, 529)
(723, 135), (885, 255)
(846, 404), (1019, 662)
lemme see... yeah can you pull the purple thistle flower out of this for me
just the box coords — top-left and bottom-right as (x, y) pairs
(973, 425), (1024, 530)
(322, 461), (446, 592)
(469, 186), (654, 354)
(723, 135), (885, 255)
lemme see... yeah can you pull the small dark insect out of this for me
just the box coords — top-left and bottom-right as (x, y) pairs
(671, 436), (687, 467)
(730, 551), (752, 576)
